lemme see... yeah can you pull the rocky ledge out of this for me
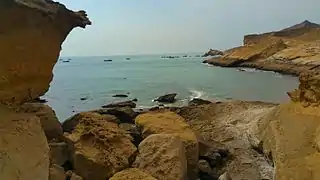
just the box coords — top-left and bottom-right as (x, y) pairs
(203, 20), (320, 75)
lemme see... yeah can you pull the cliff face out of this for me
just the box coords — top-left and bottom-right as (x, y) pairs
(0, 1), (90, 180)
(205, 20), (320, 75)
(0, 0), (91, 105)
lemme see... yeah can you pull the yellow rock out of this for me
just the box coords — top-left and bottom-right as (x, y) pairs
(110, 168), (156, 180)
(135, 111), (198, 179)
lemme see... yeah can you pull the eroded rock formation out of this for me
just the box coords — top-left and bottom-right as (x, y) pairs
(204, 20), (320, 75)
(0, 0), (91, 105)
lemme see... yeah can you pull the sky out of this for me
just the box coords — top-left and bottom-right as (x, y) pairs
(58, 0), (320, 56)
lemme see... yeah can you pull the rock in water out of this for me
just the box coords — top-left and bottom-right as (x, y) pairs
(0, 0), (91, 106)
(189, 98), (212, 106)
(135, 111), (199, 179)
(203, 49), (224, 57)
(154, 93), (177, 103)
(110, 168), (156, 180)
(64, 112), (137, 180)
(102, 100), (137, 108)
(133, 134), (188, 180)
(113, 94), (129, 98)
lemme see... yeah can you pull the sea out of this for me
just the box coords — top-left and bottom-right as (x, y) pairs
(43, 54), (299, 121)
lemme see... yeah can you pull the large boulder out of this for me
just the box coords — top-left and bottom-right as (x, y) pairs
(133, 134), (188, 180)
(49, 164), (66, 180)
(93, 106), (137, 124)
(0, 0), (90, 106)
(0, 108), (50, 180)
(102, 100), (136, 108)
(18, 103), (63, 140)
(154, 93), (177, 103)
(49, 142), (70, 166)
(110, 168), (156, 180)
(135, 111), (199, 179)
(64, 111), (137, 180)
(202, 49), (224, 57)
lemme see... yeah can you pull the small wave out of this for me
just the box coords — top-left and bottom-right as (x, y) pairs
(189, 89), (205, 100)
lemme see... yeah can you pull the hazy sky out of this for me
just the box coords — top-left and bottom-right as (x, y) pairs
(59, 0), (320, 56)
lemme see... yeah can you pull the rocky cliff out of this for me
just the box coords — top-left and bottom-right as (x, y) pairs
(0, 0), (90, 180)
(204, 20), (320, 75)
(0, 0), (91, 105)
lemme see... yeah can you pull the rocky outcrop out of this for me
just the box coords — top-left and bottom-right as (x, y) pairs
(154, 93), (177, 103)
(135, 111), (199, 179)
(64, 112), (137, 180)
(204, 21), (320, 75)
(110, 168), (156, 180)
(102, 100), (137, 108)
(133, 134), (188, 180)
(0, 107), (50, 180)
(0, 0), (91, 106)
(203, 49), (224, 57)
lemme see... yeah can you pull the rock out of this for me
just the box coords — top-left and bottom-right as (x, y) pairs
(204, 152), (223, 167)
(102, 100), (136, 108)
(218, 172), (232, 180)
(62, 112), (118, 132)
(32, 97), (48, 103)
(135, 111), (199, 179)
(203, 49), (224, 57)
(94, 106), (137, 124)
(198, 160), (216, 180)
(0, 0), (91, 106)
(189, 98), (212, 106)
(64, 111), (137, 180)
(133, 134), (188, 180)
(49, 142), (70, 166)
(66, 171), (83, 180)
(49, 164), (66, 180)
(119, 123), (143, 146)
(0, 108), (50, 180)
(18, 103), (63, 140)
(113, 94), (129, 98)
(109, 168), (157, 180)
(104, 59), (112, 62)
(132, 98), (138, 102)
(154, 93), (177, 103)
(80, 97), (88, 101)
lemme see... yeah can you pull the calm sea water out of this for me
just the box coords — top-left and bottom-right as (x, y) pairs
(44, 54), (298, 121)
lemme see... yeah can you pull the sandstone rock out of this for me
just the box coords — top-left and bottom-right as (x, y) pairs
(135, 111), (199, 179)
(133, 134), (188, 180)
(49, 164), (66, 180)
(119, 123), (142, 146)
(93, 106), (137, 124)
(0, 0), (91, 105)
(65, 112), (137, 180)
(62, 112), (118, 132)
(18, 103), (63, 140)
(258, 103), (320, 180)
(109, 168), (156, 180)
(218, 172), (232, 180)
(154, 93), (177, 103)
(66, 171), (83, 180)
(0, 108), (50, 180)
(102, 100), (136, 108)
(189, 98), (212, 106)
(49, 142), (69, 166)
(198, 159), (218, 180)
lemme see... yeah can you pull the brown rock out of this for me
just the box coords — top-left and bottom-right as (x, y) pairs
(49, 142), (69, 166)
(65, 111), (137, 180)
(109, 168), (156, 180)
(18, 103), (63, 140)
(135, 111), (199, 179)
(62, 112), (118, 132)
(102, 100), (136, 108)
(133, 134), (188, 180)
(119, 123), (143, 146)
(93, 106), (137, 124)
(154, 93), (177, 103)
(49, 164), (66, 180)
(66, 171), (83, 180)
(189, 98), (212, 106)
(0, 0), (90, 106)
(0, 108), (50, 180)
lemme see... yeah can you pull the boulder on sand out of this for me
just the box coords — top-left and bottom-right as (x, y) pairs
(135, 111), (199, 179)
(64, 111), (137, 180)
(154, 93), (177, 103)
(109, 168), (156, 180)
(133, 134), (188, 180)
(102, 100), (136, 108)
